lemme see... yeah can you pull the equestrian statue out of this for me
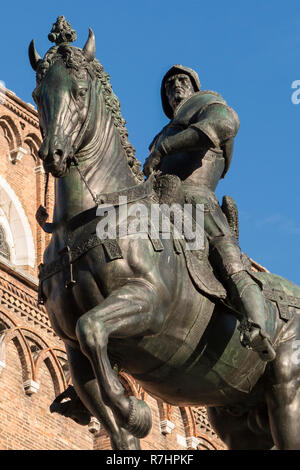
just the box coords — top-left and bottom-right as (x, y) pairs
(28, 17), (300, 449)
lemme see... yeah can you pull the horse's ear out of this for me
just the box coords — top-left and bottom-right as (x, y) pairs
(83, 28), (95, 62)
(29, 40), (42, 71)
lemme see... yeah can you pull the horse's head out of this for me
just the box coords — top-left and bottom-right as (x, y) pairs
(29, 30), (98, 177)
(29, 17), (143, 185)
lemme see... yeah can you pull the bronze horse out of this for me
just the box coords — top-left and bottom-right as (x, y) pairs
(29, 27), (300, 450)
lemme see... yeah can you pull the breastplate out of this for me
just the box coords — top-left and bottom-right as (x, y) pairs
(156, 126), (225, 191)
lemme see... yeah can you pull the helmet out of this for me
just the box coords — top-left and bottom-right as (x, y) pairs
(161, 65), (201, 119)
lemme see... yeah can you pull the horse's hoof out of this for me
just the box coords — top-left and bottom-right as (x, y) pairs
(111, 428), (141, 450)
(126, 396), (152, 438)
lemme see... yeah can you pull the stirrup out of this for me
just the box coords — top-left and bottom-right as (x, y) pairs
(239, 320), (276, 362)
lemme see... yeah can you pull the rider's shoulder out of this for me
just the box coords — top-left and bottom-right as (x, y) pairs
(176, 90), (227, 114)
(196, 90), (226, 102)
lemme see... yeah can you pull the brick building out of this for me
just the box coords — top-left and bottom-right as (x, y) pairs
(0, 87), (225, 450)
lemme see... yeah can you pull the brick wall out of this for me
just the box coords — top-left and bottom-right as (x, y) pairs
(0, 266), (95, 450)
(0, 90), (54, 275)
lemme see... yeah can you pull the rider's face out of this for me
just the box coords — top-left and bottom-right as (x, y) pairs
(165, 74), (194, 112)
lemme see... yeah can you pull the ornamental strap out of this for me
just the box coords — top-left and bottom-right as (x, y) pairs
(37, 234), (123, 305)
(94, 172), (156, 206)
(248, 271), (298, 322)
(36, 172), (157, 234)
(262, 289), (299, 321)
(38, 234), (123, 283)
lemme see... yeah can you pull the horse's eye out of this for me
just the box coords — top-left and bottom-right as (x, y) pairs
(79, 88), (87, 98)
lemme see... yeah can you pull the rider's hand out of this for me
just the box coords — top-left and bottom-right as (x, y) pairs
(143, 148), (163, 178)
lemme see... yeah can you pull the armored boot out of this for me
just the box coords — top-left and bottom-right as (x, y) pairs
(191, 193), (276, 362)
(230, 271), (276, 362)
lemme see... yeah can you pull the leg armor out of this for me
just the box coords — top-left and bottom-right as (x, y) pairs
(204, 205), (276, 362)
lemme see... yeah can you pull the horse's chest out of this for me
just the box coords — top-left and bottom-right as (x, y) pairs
(42, 253), (104, 342)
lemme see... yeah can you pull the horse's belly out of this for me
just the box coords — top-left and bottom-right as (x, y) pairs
(135, 368), (253, 407)
(130, 344), (264, 408)
(119, 306), (267, 407)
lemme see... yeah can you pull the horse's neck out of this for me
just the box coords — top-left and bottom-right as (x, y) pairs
(53, 91), (137, 224)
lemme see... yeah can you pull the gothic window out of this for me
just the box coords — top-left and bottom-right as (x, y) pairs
(0, 225), (10, 260)
(192, 406), (226, 450)
(0, 175), (35, 267)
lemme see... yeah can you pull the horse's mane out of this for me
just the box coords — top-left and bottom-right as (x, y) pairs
(36, 45), (144, 183)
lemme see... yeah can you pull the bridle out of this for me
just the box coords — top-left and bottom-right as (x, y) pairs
(37, 69), (100, 230)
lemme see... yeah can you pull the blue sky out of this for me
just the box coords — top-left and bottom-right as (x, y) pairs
(1, 0), (300, 284)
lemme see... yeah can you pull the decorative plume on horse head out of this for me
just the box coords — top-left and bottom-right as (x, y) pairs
(29, 17), (300, 450)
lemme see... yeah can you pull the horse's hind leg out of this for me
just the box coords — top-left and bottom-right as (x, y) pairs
(265, 316), (300, 450)
(66, 345), (141, 450)
(76, 278), (167, 440)
(207, 406), (273, 450)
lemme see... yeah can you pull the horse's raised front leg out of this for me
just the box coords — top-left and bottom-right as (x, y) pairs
(265, 315), (300, 450)
(75, 278), (166, 439)
(66, 345), (141, 450)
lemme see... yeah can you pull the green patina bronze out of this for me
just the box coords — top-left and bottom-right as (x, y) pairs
(29, 17), (300, 450)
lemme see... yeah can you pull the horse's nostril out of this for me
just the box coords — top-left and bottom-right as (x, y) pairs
(38, 149), (45, 161)
(52, 149), (64, 165)
(54, 149), (63, 158)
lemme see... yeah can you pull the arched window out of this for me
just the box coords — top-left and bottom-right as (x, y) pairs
(0, 225), (10, 260)
(0, 175), (35, 267)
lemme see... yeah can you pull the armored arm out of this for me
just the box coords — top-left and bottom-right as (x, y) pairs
(143, 98), (239, 178)
(159, 127), (212, 156)
(144, 127), (213, 177)
(190, 102), (239, 177)
(162, 102), (239, 175)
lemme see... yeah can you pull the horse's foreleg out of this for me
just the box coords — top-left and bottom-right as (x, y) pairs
(75, 279), (165, 439)
(66, 344), (141, 450)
